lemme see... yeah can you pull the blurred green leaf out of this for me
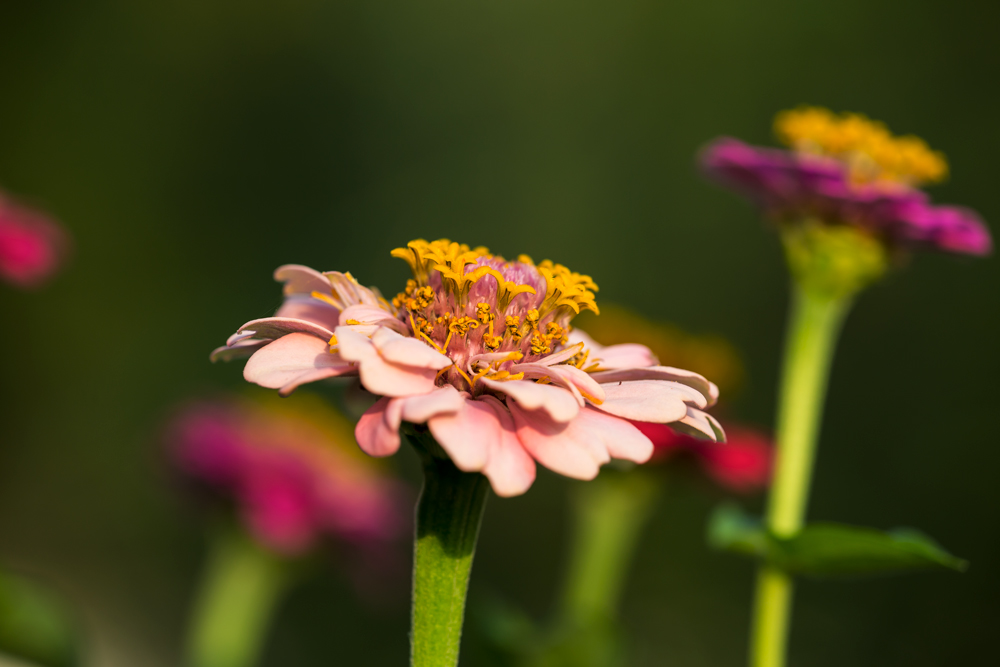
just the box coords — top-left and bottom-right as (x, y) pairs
(0, 570), (79, 667)
(708, 505), (968, 578)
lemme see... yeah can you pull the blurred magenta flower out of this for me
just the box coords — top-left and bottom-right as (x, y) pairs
(700, 107), (991, 256)
(169, 395), (406, 556)
(0, 193), (69, 288)
(212, 239), (724, 497)
(633, 421), (772, 492)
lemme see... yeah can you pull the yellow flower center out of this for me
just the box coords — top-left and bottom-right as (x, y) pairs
(774, 106), (948, 187)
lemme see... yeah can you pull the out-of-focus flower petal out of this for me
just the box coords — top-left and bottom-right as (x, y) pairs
(670, 407), (726, 442)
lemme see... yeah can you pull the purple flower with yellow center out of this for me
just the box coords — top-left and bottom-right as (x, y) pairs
(700, 106), (991, 256)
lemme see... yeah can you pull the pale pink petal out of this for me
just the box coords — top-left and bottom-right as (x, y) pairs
(243, 333), (354, 392)
(533, 342), (585, 367)
(210, 339), (266, 363)
(568, 329), (657, 370)
(325, 271), (382, 308)
(274, 264), (332, 296)
(513, 363), (606, 405)
(339, 304), (408, 334)
(507, 402), (609, 479)
(589, 366), (718, 406)
(236, 317), (335, 342)
(427, 397), (496, 472)
(670, 407), (727, 442)
(599, 413), (655, 463)
(336, 327), (439, 397)
(594, 343), (658, 370)
(355, 397), (403, 456)
(477, 395), (537, 497)
(275, 366), (356, 397)
(480, 378), (580, 423)
(275, 294), (341, 330)
(595, 380), (689, 423)
(399, 386), (465, 423)
(370, 327), (452, 370)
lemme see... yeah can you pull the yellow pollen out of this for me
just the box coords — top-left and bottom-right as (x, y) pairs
(476, 302), (494, 324)
(530, 333), (551, 356)
(345, 319), (361, 325)
(774, 106), (948, 186)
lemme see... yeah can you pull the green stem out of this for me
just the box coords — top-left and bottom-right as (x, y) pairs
(185, 528), (290, 667)
(749, 284), (851, 667)
(558, 470), (660, 627)
(411, 454), (490, 667)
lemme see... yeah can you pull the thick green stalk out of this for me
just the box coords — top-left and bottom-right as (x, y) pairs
(749, 285), (850, 667)
(411, 454), (490, 667)
(558, 470), (660, 627)
(186, 529), (290, 667)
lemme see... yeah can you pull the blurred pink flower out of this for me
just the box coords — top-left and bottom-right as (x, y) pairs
(700, 108), (991, 256)
(633, 421), (772, 492)
(0, 193), (69, 288)
(169, 396), (406, 556)
(212, 240), (724, 498)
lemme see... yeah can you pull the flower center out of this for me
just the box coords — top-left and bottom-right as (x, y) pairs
(774, 106), (948, 187)
(390, 239), (599, 392)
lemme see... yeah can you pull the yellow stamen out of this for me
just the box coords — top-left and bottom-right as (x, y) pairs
(345, 319), (361, 325)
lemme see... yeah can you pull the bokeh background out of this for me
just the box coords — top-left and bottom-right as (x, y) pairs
(2, 1), (998, 665)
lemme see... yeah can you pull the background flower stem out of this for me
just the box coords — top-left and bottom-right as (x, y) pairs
(558, 469), (660, 629)
(185, 527), (290, 667)
(749, 283), (850, 667)
(411, 452), (490, 667)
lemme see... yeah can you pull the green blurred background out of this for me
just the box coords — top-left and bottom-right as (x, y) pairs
(2, 1), (997, 665)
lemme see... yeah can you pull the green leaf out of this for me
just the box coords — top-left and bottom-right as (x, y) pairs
(708, 505), (968, 578)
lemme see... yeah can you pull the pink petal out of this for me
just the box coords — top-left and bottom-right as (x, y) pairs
(594, 343), (658, 370)
(589, 366), (719, 406)
(671, 407), (726, 442)
(274, 264), (332, 296)
(275, 294), (341, 331)
(477, 395), (537, 497)
(399, 386), (466, 423)
(533, 342), (585, 366)
(480, 378), (580, 423)
(370, 327), (452, 370)
(243, 333), (354, 393)
(325, 271), (382, 308)
(336, 327), (440, 397)
(508, 402), (614, 479)
(237, 316), (335, 341)
(340, 304), (408, 334)
(355, 397), (403, 457)
(210, 339), (266, 363)
(595, 380), (690, 423)
(517, 363), (606, 405)
(427, 397), (497, 472)
(568, 328), (657, 369)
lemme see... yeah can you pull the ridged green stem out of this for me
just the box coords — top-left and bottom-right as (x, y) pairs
(411, 454), (490, 667)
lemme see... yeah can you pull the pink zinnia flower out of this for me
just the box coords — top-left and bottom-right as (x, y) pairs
(633, 421), (772, 493)
(169, 396), (406, 556)
(213, 239), (724, 497)
(700, 107), (991, 256)
(0, 193), (69, 288)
